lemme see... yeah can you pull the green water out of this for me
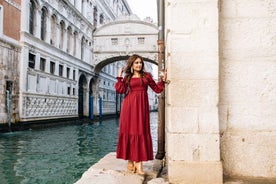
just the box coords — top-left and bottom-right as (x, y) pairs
(0, 112), (158, 184)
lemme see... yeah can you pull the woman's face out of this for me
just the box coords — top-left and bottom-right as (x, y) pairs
(132, 58), (143, 72)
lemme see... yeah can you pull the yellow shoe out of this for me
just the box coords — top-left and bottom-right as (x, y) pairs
(134, 162), (145, 175)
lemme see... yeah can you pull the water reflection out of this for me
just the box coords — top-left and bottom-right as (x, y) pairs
(0, 112), (158, 184)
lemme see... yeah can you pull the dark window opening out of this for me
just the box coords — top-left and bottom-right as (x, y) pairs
(6, 81), (13, 93)
(67, 87), (71, 95)
(28, 53), (35, 69)
(40, 58), (46, 71)
(59, 64), (63, 77)
(29, 0), (35, 35)
(73, 70), (76, 80)
(50, 61), (55, 74)
(41, 8), (47, 40)
(67, 67), (70, 78)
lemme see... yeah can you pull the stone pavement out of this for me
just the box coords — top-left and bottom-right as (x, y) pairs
(75, 152), (169, 184)
(75, 152), (276, 184)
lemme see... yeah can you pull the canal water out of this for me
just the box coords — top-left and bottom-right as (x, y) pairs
(0, 112), (158, 184)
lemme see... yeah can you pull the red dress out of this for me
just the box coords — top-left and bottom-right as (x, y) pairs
(115, 72), (165, 162)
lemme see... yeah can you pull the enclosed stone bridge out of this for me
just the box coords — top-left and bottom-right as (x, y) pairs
(78, 16), (159, 117)
(92, 15), (159, 73)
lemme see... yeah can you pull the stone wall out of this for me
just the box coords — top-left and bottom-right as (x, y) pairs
(2, 0), (21, 41)
(219, 0), (276, 178)
(165, 0), (276, 183)
(0, 39), (20, 123)
(165, 0), (223, 183)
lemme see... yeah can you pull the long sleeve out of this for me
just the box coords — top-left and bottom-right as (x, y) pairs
(114, 77), (128, 94)
(146, 73), (165, 93)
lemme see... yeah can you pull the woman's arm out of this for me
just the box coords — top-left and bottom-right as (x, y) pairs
(114, 67), (127, 94)
(146, 72), (165, 93)
(114, 77), (127, 94)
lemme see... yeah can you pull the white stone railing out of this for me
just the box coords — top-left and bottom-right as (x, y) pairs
(21, 93), (78, 119)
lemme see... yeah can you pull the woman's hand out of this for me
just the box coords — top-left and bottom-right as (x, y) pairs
(160, 69), (167, 82)
(118, 67), (124, 77)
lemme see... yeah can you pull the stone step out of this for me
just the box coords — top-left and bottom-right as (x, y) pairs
(75, 152), (167, 184)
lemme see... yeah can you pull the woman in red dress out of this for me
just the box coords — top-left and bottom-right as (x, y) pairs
(114, 54), (167, 175)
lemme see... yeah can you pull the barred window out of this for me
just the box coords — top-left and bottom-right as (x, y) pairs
(138, 37), (145, 44)
(111, 38), (118, 45)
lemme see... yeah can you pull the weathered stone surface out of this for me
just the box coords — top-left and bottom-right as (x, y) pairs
(167, 133), (220, 161)
(167, 160), (223, 184)
(75, 152), (164, 184)
(219, 0), (276, 178)
(147, 178), (169, 184)
(221, 132), (276, 178)
(166, 79), (218, 107)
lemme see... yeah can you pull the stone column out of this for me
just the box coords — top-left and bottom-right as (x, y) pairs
(34, 52), (40, 70)
(45, 13), (51, 44)
(35, 8), (41, 39)
(20, 0), (29, 33)
(76, 34), (81, 59)
(63, 26), (67, 52)
(165, 0), (223, 183)
(82, 0), (87, 18)
(54, 60), (59, 76)
(75, 0), (82, 13)
(63, 63), (67, 78)
(70, 31), (74, 55)
(56, 22), (60, 48)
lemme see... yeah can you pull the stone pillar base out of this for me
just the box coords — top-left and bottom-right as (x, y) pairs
(168, 161), (223, 184)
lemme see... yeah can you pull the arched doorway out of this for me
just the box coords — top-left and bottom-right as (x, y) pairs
(78, 74), (87, 117)
(88, 78), (94, 119)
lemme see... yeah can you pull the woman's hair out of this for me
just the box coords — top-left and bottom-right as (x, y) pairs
(125, 54), (146, 84)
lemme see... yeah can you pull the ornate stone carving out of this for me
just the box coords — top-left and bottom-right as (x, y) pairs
(22, 95), (78, 118)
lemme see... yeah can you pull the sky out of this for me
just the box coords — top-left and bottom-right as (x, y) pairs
(126, 0), (158, 78)
(127, 0), (157, 22)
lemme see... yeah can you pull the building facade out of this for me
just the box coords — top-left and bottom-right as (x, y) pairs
(0, 0), (21, 124)
(0, 0), (132, 123)
(0, 0), (158, 124)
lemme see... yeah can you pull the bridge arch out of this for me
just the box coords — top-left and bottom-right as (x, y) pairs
(94, 55), (158, 74)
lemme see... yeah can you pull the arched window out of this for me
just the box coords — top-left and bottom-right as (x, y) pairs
(73, 31), (78, 56)
(81, 0), (85, 14)
(81, 36), (85, 60)
(67, 26), (72, 53)
(93, 6), (97, 27)
(50, 15), (57, 45)
(99, 13), (104, 24)
(59, 21), (65, 49)
(40, 7), (47, 40)
(29, 0), (36, 35)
